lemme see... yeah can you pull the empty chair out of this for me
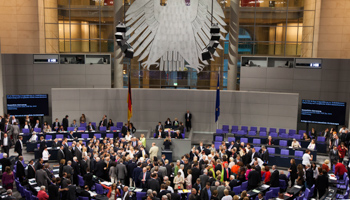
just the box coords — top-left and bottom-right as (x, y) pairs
(299, 130), (305, 135)
(259, 132), (267, 137)
(45, 135), (52, 140)
(269, 128), (276, 133)
(241, 138), (248, 144)
(78, 127), (86, 131)
(248, 131), (257, 136)
(106, 133), (114, 138)
(279, 179), (287, 191)
(232, 186), (241, 195)
(216, 129), (223, 134)
(265, 191), (273, 200)
(241, 181), (248, 191)
(95, 133), (101, 138)
(338, 172), (348, 184)
(56, 134), (64, 139)
(241, 126), (248, 132)
(317, 136), (326, 142)
(260, 127), (267, 132)
(228, 137), (235, 143)
(337, 177), (349, 189)
(279, 140), (288, 146)
(253, 139), (261, 144)
(99, 126), (107, 133)
(81, 134), (89, 139)
(78, 175), (85, 187)
(294, 151), (303, 159)
(251, 127), (257, 132)
(24, 189), (32, 200)
(336, 186), (350, 199)
(303, 188), (310, 200)
(270, 187), (280, 198)
(231, 126), (239, 134)
(269, 132), (278, 137)
(255, 147), (261, 152)
(22, 129), (30, 134)
(215, 136), (223, 141)
(214, 142), (221, 150)
(95, 183), (108, 195)
(309, 185), (315, 197)
(222, 125), (229, 133)
(80, 122), (86, 127)
(136, 192), (147, 200)
(34, 128), (41, 133)
(67, 127), (75, 132)
(68, 142), (73, 146)
(182, 133), (185, 138)
(91, 122), (97, 128)
(110, 126), (117, 132)
(237, 130), (245, 135)
(280, 133), (288, 138)
(116, 122), (123, 129)
(78, 197), (90, 200)
(281, 149), (289, 158)
(289, 129), (296, 135)
(279, 129), (286, 134)
(267, 147), (275, 156)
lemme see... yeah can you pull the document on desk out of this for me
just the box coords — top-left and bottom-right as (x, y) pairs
(35, 186), (40, 191)
(29, 178), (36, 185)
(252, 189), (260, 193)
(100, 181), (112, 186)
(260, 184), (269, 189)
(134, 188), (143, 192)
(88, 191), (97, 197)
(294, 185), (302, 189)
(54, 174), (59, 178)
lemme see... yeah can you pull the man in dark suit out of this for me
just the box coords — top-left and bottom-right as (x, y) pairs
(127, 159), (137, 186)
(52, 118), (60, 131)
(66, 180), (77, 200)
(52, 138), (60, 148)
(147, 173), (160, 193)
(63, 161), (74, 182)
(330, 146), (339, 165)
(16, 156), (26, 183)
(199, 170), (209, 189)
(305, 164), (314, 189)
(94, 157), (107, 178)
(155, 128), (165, 138)
(156, 122), (163, 133)
(270, 165), (280, 187)
(133, 162), (143, 187)
(62, 115), (69, 131)
(35, 158), (44, 171)
(86, 122), (95, 132)
(35, 165), (51, 189)
(260, 146), (269, 164)
(223, 163), (231, 182)
(83, 168), (94, 189)
(98, 115), (107, 129)
(139, 167), (150, 188)
(1, 133), (11, 156)
(157, 184), (171, 198)
(185, 110), (192, 131)
(27, 160), (36, 179)
(247, 167), (260, 190)
(229, 175), (238, 190)
(14, 136), (23, 156)
(80, 156), (88, 176)
(316, 169), (329, 198)
(191, 163), (201, 185)
(79, 185), (95, 200)
(58, 145), (65, 163)
(33, 119), (41, 129)
(200, 182), (211, 200)
(72, 157), (80, 185)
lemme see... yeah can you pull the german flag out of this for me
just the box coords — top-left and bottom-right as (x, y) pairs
(127, 74), (132, 121)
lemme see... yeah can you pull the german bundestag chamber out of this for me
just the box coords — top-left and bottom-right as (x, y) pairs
(0, 0), (349, 200)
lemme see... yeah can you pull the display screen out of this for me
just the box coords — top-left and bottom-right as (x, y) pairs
(301, 99), (346, 125)
(7, 94), (49, 117)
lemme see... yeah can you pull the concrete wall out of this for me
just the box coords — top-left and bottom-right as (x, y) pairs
(51, 88), (299, 132)
(240, 58), (350, 129)
(1, 54), (111, 122)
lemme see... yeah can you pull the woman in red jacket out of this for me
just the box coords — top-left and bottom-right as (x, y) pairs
(263, 166), (271, 185)
(100, 182), (121, 200)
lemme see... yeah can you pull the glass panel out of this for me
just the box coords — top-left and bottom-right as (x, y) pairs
(101, 40), (114, 52)
(257, 0), (288, 8)
(45, 24), (59, 39)
(239, 10), (255, 26)
(71, 0), (100, 7)
(255, 11), (287, 25)
(288, 0), (305, 8)
(285, 42), (299, 56)
(58, 0), (69, 7)
(71, 40), (91, 52)
(70, 9), (100, 22)
(285, 25), (303, 42)
(238, 42), (254, 55)
(59, 39), (70, 52)
(45, 39), (59, 53)
(101, 7), (114, 24)
(254, 42), (272, 55)
(100, 25), (114, 40)
(45, 9), (59, 23)
(59, 23), (70, 39)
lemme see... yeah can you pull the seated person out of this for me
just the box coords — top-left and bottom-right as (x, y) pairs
(178, 122), (185, 133)
(52, 118), (60, 131)
(44, 125), (52, 133)
(71, 120), (78, 129)
(86, 122), (95, 132)
(173, 118), (179, 127)
(303, 132), (311, 141)
(57, 125), (65, 132)
(23, 121), (32, 131)
(155, 128), (165, 139)
(266, 135), (274, 146)
(290, 138), (301, 149)
(29, 132), (38, 142)
(174, 130), (183, 139)
(165, 118), (172, 126)
(307, 139), (316, 150)
(107, 119), (114, 130)
(165, 129), (173, 138)
(67, 131), (76, 139)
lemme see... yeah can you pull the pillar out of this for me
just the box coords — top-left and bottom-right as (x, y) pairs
(114, 0), (124, 88)
(227, 0), (239, 90)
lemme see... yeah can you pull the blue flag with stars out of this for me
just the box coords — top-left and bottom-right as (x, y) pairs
(215, 73), (220, 122)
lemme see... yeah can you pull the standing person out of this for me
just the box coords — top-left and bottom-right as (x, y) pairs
(185, 110), (192, 131)
(337, 142), (347, 163)
(174, 172), (184, 191)
(2, 166), (14, 189)
(149, 142), (159, 161)
(270, 165), (280, 187)
(12, 122), (19, 144)
(14, 136), (23, 157)
(305, 164), (314, 189)
(302, 150), (313, 167)
(1, 134), (11, 156)
(288, 158), (297, 187)
(329, 146), (339, 168)
(116, 159), (128, 184)
(62, 115), (69, 131)
(316, 169), (329, 198)
(80, 114), (86, 124)
(185, 169), (192, 189)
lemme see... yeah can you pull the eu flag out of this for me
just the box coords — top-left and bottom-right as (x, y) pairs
(215, 73), (220, 122)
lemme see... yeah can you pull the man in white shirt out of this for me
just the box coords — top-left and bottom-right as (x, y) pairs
(302, 150), (313, 166)
(1, 133), (11, 156)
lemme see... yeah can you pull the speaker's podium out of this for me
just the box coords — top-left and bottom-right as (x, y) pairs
(162, 150), (172, 163)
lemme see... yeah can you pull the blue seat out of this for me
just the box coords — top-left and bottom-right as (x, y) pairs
(95, 183), (108, 195)
(68, 142), (72, 146)
(253, 139), (261, 144)
(110, 126), (117, 132)
(56, 134), (64, 139)
(336, 186), (350, 199)
(248, 131), (256, 136)
(303, 188), (310, 200)
(231, 126), (238, 134)
(281, 149), (289, 158)
(222, 125), (229, 133)
(279, 140), (287, 146)
(241, 138), (248, 144)
(78, 127), (86, 131)
(106, 133), (114, 138)
(289, 129), (296, 135)
(34, 128), (41, 132)
(116, 122), (123, 129)
(270, 187), (280, 197)
(338, 172), (348, 184)
(255, 147), (261, 152)
(267, 147), (275, 157)
(215, 136), (223, 141)
(67, 127), (75, 132)
(31, 195), (39, 200)
(136, 192), (147, 200)
(251, 127), (257, 132)
(237, 130), (245, 135)
(100, 126), (107, 133)
(259, 131), (267, 137)
(279, 128), (286, 134)
(37, 144), (40, 149)
(214, 142), (221, 150)
(241, 181), (248, 191)
(82, 134), (89, 139)
(280, 133), (288, 138)
(22, 129), (30, 134)
(91, 122), (97, 128)
(233, 186), (241, 195)
(295, 151), (303, 159)
(279, 179), (287, 191)
(78, 175), (84, 187)
(45, 135), (52, 140)
(337, 177), (349, 189)
(24, 189), (32, 200)
(228, 137), (235, 143)
(269, 128), (276, 133)
(309, 185), (315, 197)
(260, 127), (267, 132)
(95, 133), (101, 138)
(299, 130), (305, 135)
(270, 132), (278, 137)
(0, 153), (3, 159)
(317, 136), (326, 142)
(265, 191), (273, 200)
(182, 133), (185, 138)
(241, 126), (248, 132)
(80, 122), (86, 127)
(216, 129), (223, 134)
(78, 197), (90, 200)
